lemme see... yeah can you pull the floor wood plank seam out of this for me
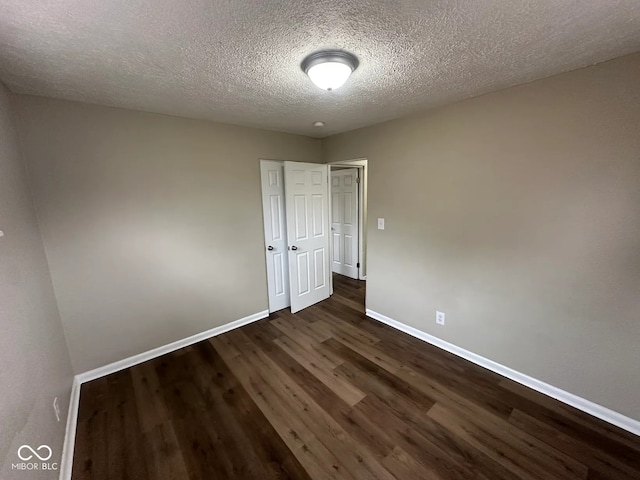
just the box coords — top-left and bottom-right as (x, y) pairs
(365, 308), (640, 438)
(70, 274), (640, 480)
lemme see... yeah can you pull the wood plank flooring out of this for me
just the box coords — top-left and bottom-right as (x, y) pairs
(73, 274), (640, 479)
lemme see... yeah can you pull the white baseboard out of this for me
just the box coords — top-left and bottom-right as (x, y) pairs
(76, 310), (269, 384)
(59, 376), (81, 480)
(60, 309), (269, 479)
(365, 309), (640, 437)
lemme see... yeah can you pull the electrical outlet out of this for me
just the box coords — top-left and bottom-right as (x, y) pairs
(377, 218), (385, 230)
(53, 397), (61, 422)
(436, 311), (445, 326)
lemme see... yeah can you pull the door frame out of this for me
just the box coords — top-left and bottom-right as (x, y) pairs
(328, 158), (368, 282)
(329, 167), (360, 280)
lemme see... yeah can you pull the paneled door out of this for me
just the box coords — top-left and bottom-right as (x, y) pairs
(260, 160), (290, 312)
(331, 168), (359, 279)
(284, 162), (331, 313)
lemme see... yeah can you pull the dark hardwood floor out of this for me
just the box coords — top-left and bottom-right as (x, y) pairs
(73, 274), (640, 479)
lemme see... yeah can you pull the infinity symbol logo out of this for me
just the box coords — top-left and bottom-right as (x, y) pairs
(18, 445), (52, 461)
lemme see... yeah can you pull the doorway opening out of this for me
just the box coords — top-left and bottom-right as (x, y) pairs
(259, 159), (367, 314)
(329, 158), (367, 309)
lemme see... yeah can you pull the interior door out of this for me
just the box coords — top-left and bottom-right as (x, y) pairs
(331, 168), (359, 279)
(284, 162), (331, 313)
(260, 161), (290, 312)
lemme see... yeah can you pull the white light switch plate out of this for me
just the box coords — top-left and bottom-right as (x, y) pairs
(377, 218), (385, 230)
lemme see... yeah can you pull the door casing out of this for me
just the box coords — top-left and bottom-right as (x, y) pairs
(330, 168), (359, 279)
(328, 159), (367, 282)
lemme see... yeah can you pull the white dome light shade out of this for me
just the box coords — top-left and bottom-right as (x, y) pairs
(307, 62), (353, 90)
(301, 51), (359, 91)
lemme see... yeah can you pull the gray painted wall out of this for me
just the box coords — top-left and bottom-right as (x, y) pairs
(0, 84), (73, 478)
(13, 97), (322, 373)
(323, 53), (640, 421)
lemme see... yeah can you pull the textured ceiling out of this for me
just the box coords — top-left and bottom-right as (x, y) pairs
(1, 1), (640, 138)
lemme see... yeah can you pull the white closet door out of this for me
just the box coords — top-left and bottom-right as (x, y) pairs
(260, 161), (290, 312)
(331, 168), (359, 279)
(284, 162), (331, 313)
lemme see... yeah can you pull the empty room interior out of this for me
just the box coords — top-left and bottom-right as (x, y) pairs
(2, 1), (640, 479)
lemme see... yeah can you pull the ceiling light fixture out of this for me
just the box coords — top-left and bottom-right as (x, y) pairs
(313, 121), (325, 127)
(301, 51), (359, 91)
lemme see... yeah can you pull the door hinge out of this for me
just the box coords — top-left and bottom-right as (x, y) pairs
(357, 262), (360, 268)
(356, 177), (361, 184)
